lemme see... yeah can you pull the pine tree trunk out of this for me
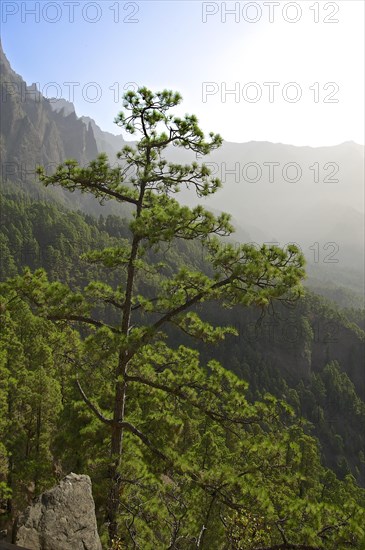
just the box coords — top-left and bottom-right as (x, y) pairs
(106, 196), (144, 543)
(106, 434), (122, 543)
(106, 375), (127, 543)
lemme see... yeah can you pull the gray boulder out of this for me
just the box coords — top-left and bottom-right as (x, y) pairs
(15, 473), (102, 550)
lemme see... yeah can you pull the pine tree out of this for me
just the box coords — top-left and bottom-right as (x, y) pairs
(11, 88), (365, 548)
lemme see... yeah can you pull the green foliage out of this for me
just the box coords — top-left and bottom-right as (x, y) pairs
(0, 284), (80, 519)
(1, 190), (365, 546)
(1, 87), (365, 548)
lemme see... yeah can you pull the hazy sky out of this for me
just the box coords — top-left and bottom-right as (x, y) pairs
(1, 0), (364, 146)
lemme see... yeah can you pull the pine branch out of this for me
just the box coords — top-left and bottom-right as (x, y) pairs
(124, 373), (265, 429)
(148, 276), (233, 335)
(118, 420), (169, 462)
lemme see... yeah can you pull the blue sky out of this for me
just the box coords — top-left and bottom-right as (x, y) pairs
(1, 0), (364, 145)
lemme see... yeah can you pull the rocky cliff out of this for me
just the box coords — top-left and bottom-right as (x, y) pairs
(0, 42), (98, 181)
(15, 473), (102, 550)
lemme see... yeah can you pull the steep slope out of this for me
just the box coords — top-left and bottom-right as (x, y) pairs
(0, 42), (97, 178)
(1, 190), (364, 485)
(46, 96), (126, 160)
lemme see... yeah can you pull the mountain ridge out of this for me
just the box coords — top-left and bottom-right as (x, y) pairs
(1, 41), (363, 292)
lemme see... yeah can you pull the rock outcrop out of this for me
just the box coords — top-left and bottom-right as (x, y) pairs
(15, 473), (102, 550)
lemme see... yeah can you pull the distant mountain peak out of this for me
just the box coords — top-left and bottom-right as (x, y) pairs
(48, 98), (76, 117)
(0, 39), (15, 75)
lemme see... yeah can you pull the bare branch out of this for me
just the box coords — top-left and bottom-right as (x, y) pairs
(75, 379), (112, 425)
(48, 314), (120, 333)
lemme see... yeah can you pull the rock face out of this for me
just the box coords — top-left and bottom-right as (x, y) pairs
(0, 41), (98, 176)
(15, 473), (102, 550)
